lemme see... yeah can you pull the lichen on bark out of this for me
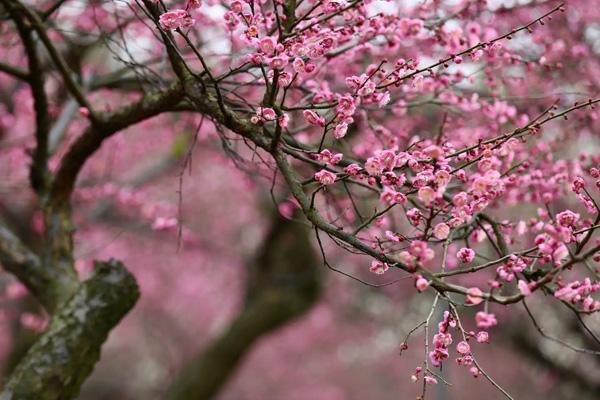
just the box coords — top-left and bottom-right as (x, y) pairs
(0, 259), (139, 400)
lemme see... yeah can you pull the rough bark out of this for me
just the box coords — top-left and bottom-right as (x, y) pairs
(0, 260), (139, 400)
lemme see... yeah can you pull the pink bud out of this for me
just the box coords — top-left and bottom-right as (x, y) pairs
(415, 277), (430, 292)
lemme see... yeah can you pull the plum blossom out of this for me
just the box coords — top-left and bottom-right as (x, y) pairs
(343, 163), (361, 176)
(399, 241), (435, 269)
(380, 188), (407, 205)
(418, 186), (436, 206)
(457, 248), (475, 263)
(316, 149), (342, 165)
(364, 156), (383, 176)
(333, 122), (348, 139)
(159, 10), (195, 30)
(186, 0), (202, 8)
(336, 95), (356, 116)
(370, 260), (389, 275)
(556, 210), (580, 227)
(429, 311), (455, 368)
(466, 287), (484, 305)
(456, 341), (470, 354)
(517, 280), (532, 296)
(303, 110), (326, 126)
(314, 170), (336, 185)
(259, 36), (277, 55)
(476, 331), (489, 343)
(433, 223), (450, 240)
(415, 276), (429, 292)
(475, 312), (497, 329)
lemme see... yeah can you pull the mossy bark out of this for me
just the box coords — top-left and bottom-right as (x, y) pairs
(0, 259), (139, 400)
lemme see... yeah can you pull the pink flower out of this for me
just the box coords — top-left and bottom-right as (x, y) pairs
(370, 260), (389, 275)
(159, 10), (195, 30)
(364, 156), (383, 176)
(343, 163), (361, 176)
(583, 296), (600, 312)
(278, 113), (289, 128)
(380, 188), (397, 205)
(415, 277), (429, 292)
(406, 208), (422, 226)
(518, 280), (531, 296)
(457, 247), (475, 263)
(556, 210), (580, 227)
(336, 95), (356, 116)
(435, 170), (450, 186)
(410, 240), (435, 263)
(230, 0), (243, 12)
(333, 122), (348, 139)
(418, 186), (436, 206)
(424, 145), (443, 159)
(394, 192), (408, 205)
(303, 110), (326, 126)
(185, 0), (202, 8)
(278, 201), (295, 219)
(377, 91), (391, 107)
(268, 55), (288, 69)
(246, 53), (263, 65)
(292, 58), (305, 73)
(572, 176), (586, 194)
(466, 287), (484, 305)
(357, 81), (376, 96)
(259, 36), (277, 55)
(475, 311), (497, 328)
(278, 72), (292, 86)
(385, 230), (401, 242)
(453, 192), (468, 206)
(316, 149), (343, 165)
(79, 107), (90, 117)
(476, 331), (489, 343)
(258, 107), (276, 121)
(433, 223), (450, 240)
(456, 341), (470, 354)
(314, 169), (336, 185)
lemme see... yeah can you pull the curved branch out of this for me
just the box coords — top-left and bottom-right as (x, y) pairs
(0, 222), (75, 312)
(50, 81), (185, 208)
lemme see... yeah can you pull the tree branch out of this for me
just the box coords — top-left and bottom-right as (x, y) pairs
(0, 222), (72, 311)
(49, 81), (185, 208)
(0, 259), (139, 400)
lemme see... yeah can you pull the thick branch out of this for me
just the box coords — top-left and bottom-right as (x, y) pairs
(50, 81), (185, 208)
(0, 222), (74, 312)
(0, 259), (139, 400)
